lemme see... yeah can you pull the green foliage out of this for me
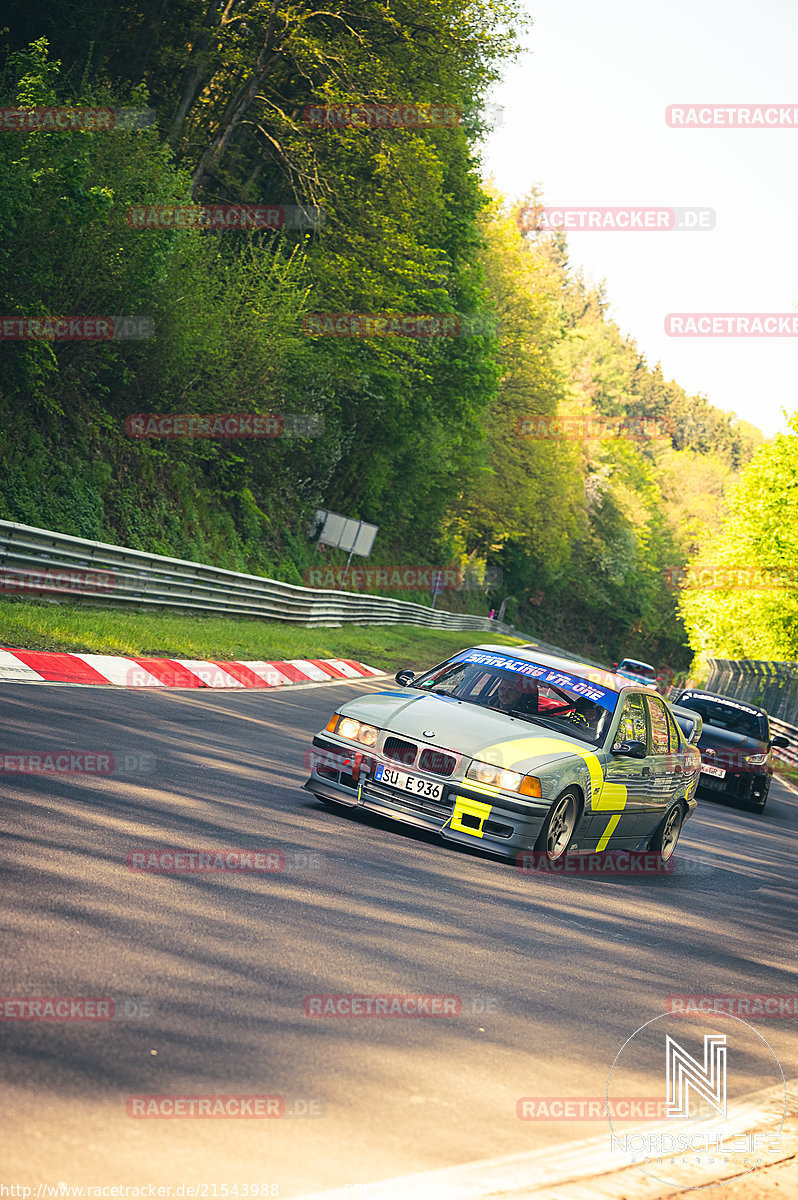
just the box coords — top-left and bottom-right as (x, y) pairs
(0, 18), (514, 574)
(0, 22), (763, 668)
(450, 197), (761, 666)
(680, 413), (798, 659)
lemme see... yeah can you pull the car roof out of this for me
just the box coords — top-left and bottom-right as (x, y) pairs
(619, 658), (656, 671)
(471, 644), (638, 695)
(675, 688), (767, 718)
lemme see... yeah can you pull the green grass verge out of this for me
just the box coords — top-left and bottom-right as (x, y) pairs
(0, 597), (525, 672)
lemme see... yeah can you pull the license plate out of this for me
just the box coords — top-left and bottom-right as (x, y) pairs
(701, 763), (726, 779)
(374, 764), (443, 800)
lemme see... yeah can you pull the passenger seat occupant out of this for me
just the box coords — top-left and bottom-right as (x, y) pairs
(489, 674), (539, 715)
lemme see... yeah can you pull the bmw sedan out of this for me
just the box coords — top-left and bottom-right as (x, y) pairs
(304, 646), (700, 864)
(671, 688), (789, 812)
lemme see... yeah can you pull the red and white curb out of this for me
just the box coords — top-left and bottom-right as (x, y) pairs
(0, 647), (385, 689)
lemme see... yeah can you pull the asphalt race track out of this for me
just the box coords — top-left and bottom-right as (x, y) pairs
(1, 680), (796, 1195)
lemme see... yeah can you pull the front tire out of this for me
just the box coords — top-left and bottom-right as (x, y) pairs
(647, 801), (683, 862)
(534, 789), (580, 862)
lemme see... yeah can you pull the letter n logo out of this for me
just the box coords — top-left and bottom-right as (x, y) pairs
(666, 1035), (727, 1118)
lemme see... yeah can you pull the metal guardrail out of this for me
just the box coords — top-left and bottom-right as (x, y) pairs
(694, 657), (798, 773)
(0, 519), (525, 635)
(705, 657), (798, 727)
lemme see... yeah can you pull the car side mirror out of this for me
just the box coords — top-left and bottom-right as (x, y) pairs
(395, 669), (415, 687)
(772, 734), (790, 749)
(687, 726), (701, 746)
(612, 740), (648, 759)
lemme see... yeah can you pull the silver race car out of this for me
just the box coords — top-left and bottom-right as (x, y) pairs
(304, 646), (700, 863)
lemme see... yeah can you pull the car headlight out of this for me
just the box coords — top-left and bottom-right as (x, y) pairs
(465, 760), (541, 796)
(744, 752), (768, 765)
(328, 714), (379, 746)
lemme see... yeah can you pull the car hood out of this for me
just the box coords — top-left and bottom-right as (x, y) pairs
(337, 689), (594, 770)
(698, 725), (767, 755)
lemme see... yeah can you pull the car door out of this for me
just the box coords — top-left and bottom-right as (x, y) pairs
(667, 705), (699, 798)
(590, 691), (653, 848)
(644, 694), (680, 816)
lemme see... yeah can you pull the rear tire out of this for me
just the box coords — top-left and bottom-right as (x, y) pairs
(647, 801), (683, 862)
(534, 789), (580, 862)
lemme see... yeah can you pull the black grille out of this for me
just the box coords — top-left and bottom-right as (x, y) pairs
(697, 771), (766, 800)
(383, 737), (417, 766)
(484, 818), (514, 839)
(418, 748), (456, 776)
(361, 780), (452, 825)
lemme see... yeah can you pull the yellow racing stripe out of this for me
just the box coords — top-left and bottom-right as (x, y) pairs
(476, 735), (627, 811)
(596, 815), (621, 850)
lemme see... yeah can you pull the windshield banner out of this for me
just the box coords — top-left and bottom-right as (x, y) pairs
(679, 691), (761, 717)
(451, 651), (618, 711)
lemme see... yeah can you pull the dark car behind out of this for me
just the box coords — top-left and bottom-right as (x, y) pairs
(672, 688), (789, 812)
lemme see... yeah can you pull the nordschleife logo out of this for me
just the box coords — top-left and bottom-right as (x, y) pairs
(666, 1034), (727, 1118)
(606, 1012), (785, 1190)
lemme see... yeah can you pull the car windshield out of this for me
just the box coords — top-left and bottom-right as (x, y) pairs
(619, 660), (656, 680)
(413, 651), (618, 746)
(677, 695), (766, 741)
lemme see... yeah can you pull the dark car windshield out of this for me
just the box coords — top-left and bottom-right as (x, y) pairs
(677, 694), (766, 741)
(413, 651), (619, 746)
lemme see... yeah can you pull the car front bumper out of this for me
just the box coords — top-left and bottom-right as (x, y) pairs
(304, 735), (550, 860)
(695, 767), (771, 805)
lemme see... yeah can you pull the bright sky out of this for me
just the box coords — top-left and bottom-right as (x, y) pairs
(481, 0), (798, 436)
